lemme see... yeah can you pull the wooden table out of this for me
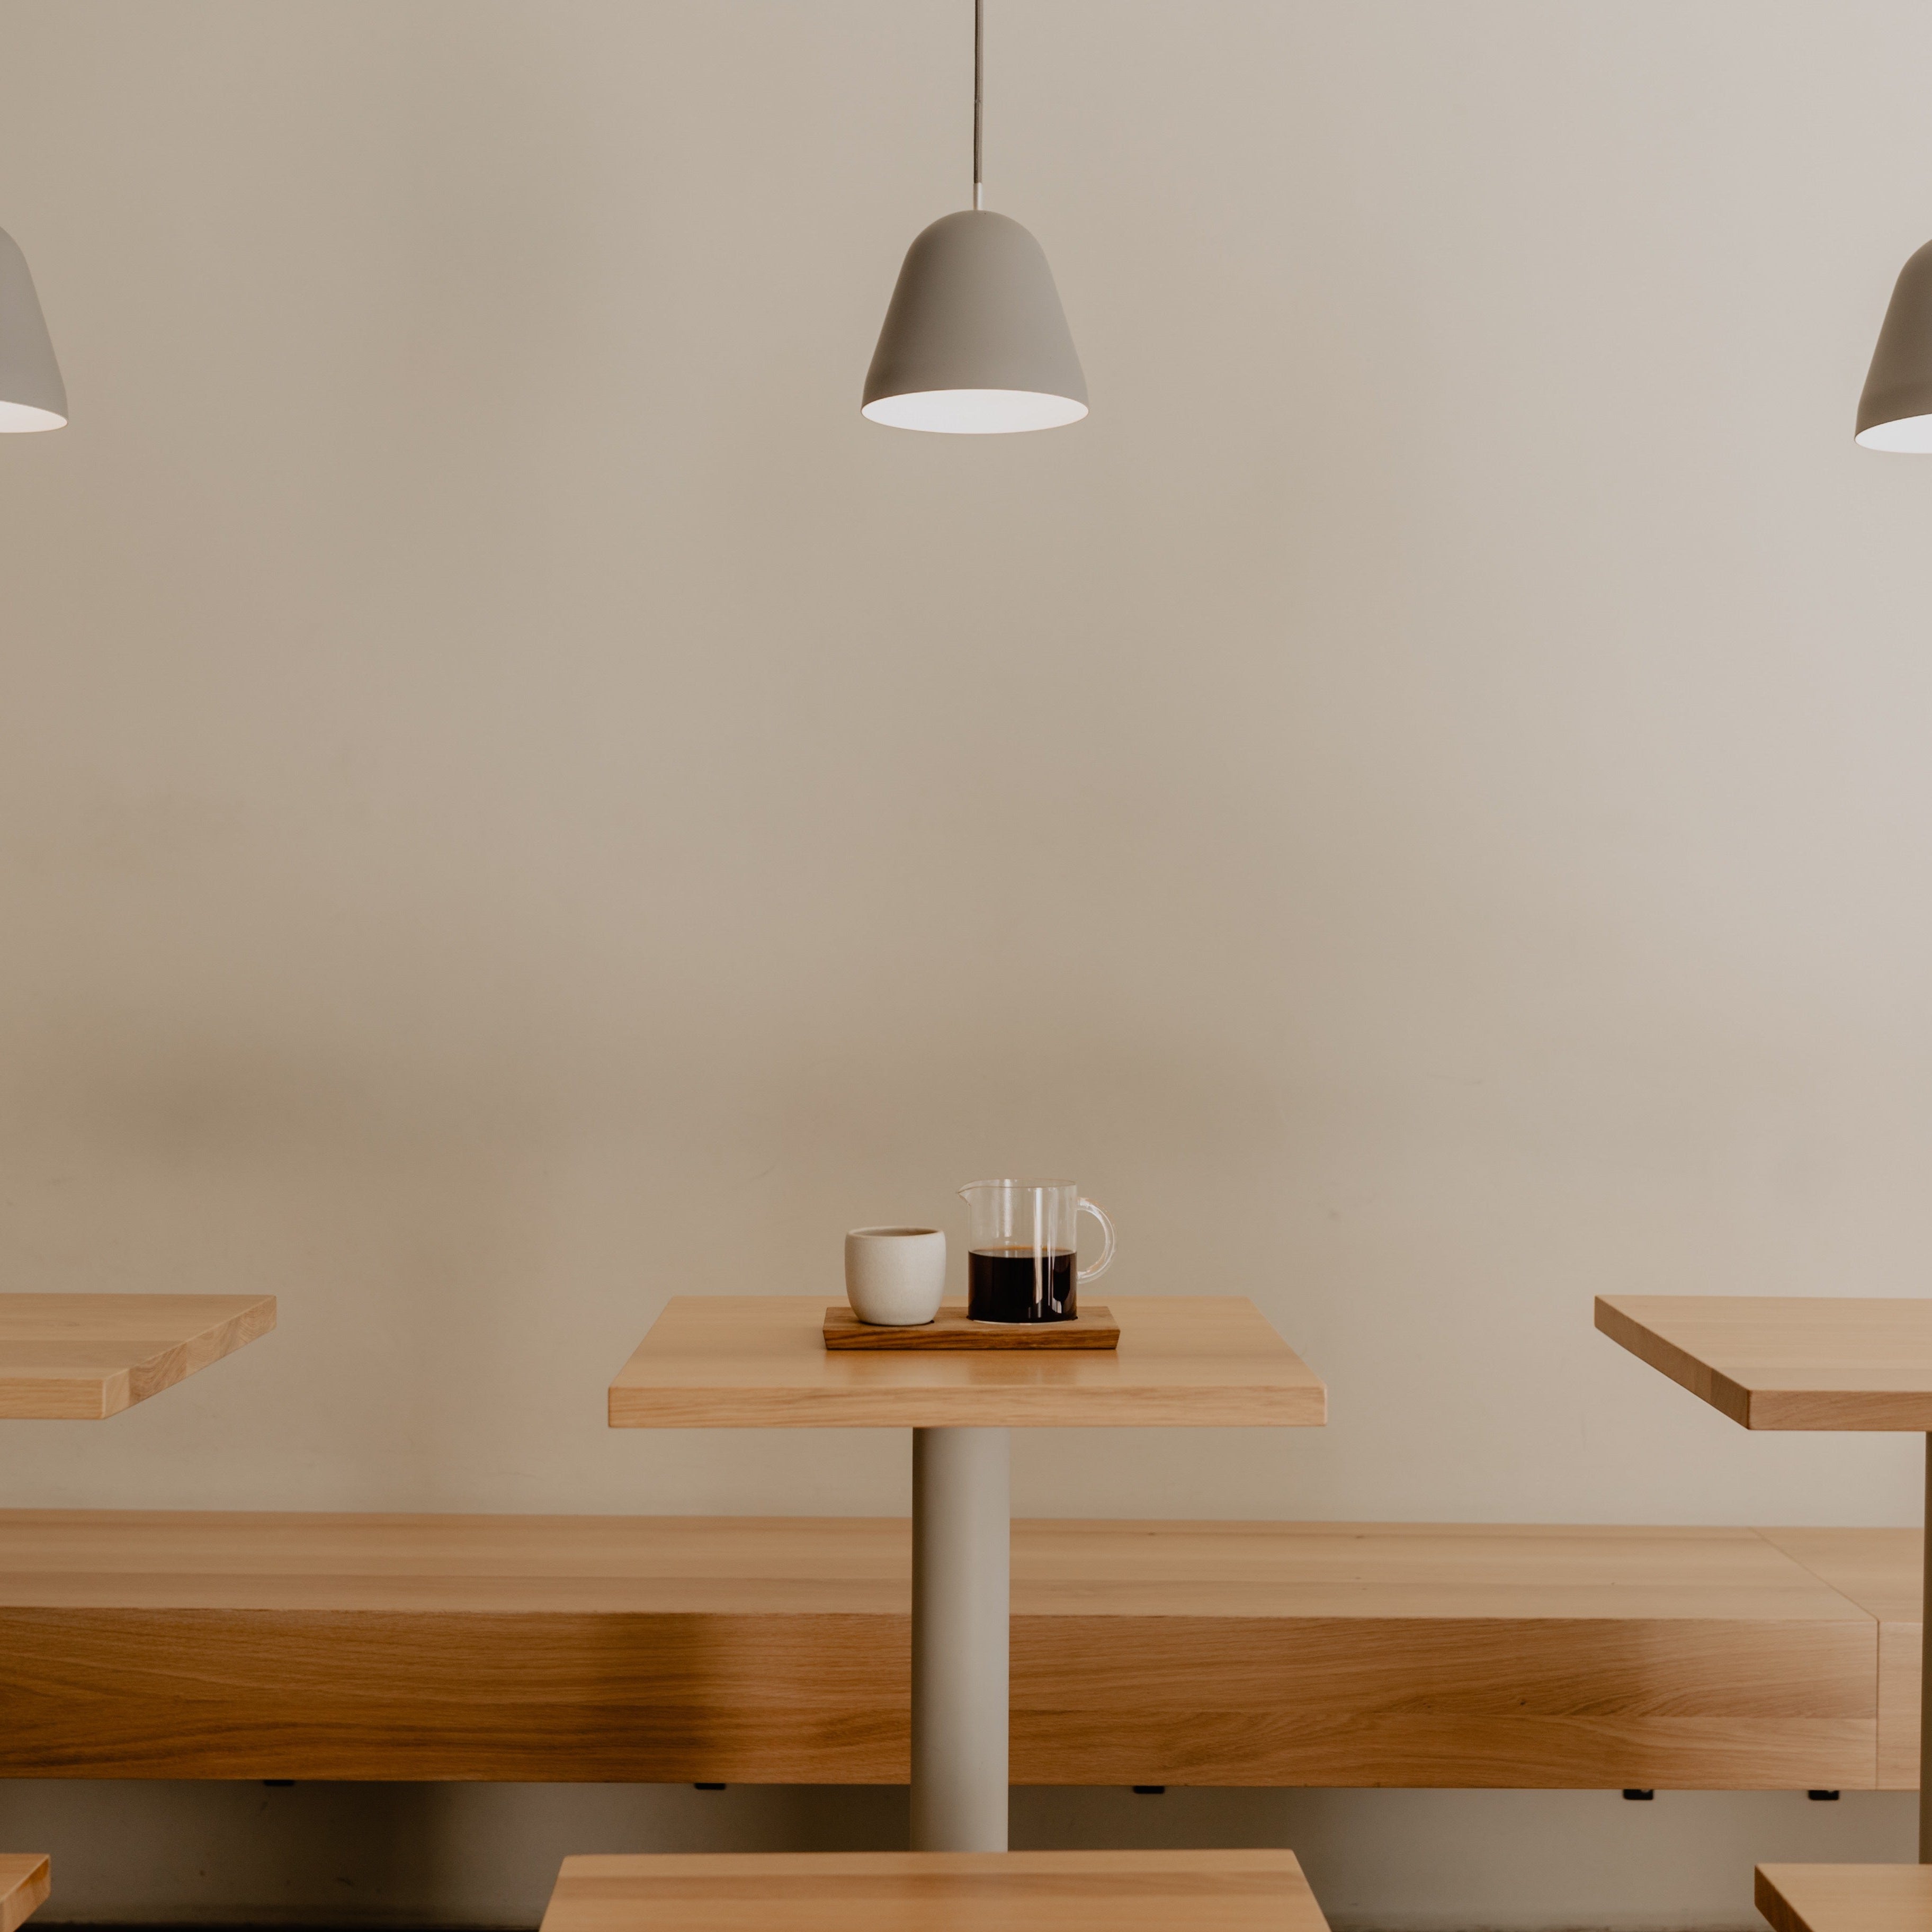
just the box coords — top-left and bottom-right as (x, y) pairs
(0, 1298), (268, 1927)
(0, 1294), (276, 1420)
(1756, 1863), (1931, 1932)
(610, 1296), (1324, 1850)
(0, 1855), (49, 1932)
(1598, 1296), (1932, 1855)
(541, 1850), (1330, 1932)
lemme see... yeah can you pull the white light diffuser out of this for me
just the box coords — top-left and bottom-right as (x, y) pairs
(863, 388), (1089, 433)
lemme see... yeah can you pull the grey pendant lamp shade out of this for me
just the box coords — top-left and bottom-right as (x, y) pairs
(862, 0), (1085, 433)
(1857, 240), (1932, 451)
(0, 227), (65, 433)
(863, 210), (1086, 432)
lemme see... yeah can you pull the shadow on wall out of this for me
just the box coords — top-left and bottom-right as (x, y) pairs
(4, 1781), (909, 1928)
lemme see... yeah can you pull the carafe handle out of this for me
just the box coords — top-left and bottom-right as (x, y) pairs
(1076, 1198), (1116, 1283)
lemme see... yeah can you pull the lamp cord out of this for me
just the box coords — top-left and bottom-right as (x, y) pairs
(972, 0), (983, 210)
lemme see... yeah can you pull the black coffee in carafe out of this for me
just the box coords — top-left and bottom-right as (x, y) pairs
(958, 1182), (1115, 1323)
(968, 1245), (1076, 1323)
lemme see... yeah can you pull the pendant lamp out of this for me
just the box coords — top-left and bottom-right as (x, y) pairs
(862, 0), (1086, 433)
(1857, 240), (1932, 451)
(0, 227), (65, 433)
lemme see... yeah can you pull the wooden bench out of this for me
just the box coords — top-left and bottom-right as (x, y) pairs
(1757, 1529), (1922, 1788)
(0, 1512), (1916, 1790)
(1756, 1864), (1929, 1932)
(540, 1850), (1330, 1932)
(0, 1856), (49, 1932)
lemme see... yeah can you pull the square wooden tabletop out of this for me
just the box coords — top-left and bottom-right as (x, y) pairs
(541, 1850), (1329, 1932)
(0, 1854), (48, 1932)
(0, 1295), (277, 1421)
(1596, 1295), (1932, 1431)
(1756, 1864), (1932, 1932)
(609, 1296), (1325, 1429)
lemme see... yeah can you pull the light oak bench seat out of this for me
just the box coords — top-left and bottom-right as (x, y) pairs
(0, 1856), (49, 1932)
(0, 1512), (1916, 1790)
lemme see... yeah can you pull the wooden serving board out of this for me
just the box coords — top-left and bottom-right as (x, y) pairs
(823, 1302), (1120, 1350)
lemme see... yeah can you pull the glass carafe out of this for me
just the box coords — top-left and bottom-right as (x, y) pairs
(957, 1179), (1116, 1323)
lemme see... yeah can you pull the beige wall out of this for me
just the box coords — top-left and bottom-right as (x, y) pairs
(1, 0), (1930, 1922)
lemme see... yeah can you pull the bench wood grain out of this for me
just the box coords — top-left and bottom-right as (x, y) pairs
(1764, 1527), (1924, 1791)
(0, 1512), (1902, 1787)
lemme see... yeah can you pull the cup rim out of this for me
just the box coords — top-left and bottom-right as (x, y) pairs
(847, 1226), (942, 1240)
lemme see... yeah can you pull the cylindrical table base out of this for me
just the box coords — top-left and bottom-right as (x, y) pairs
(910, 1425), (1010, 1853)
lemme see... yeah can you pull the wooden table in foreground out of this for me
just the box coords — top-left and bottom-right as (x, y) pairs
(1598, 1296), (1932, 1859)
(0, 1295), (276, 1420)
(1757, 1864), (1932, 1932)
(540, 1850), (1329, 1932)
(0, 1855), (49, 1932)
(609, 1296), (1324, 1853)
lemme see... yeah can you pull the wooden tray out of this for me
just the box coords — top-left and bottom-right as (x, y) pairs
(823, 1302), (1119, 1350)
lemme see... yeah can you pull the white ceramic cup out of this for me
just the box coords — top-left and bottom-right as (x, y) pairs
(844, 1227), (947, 1327)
